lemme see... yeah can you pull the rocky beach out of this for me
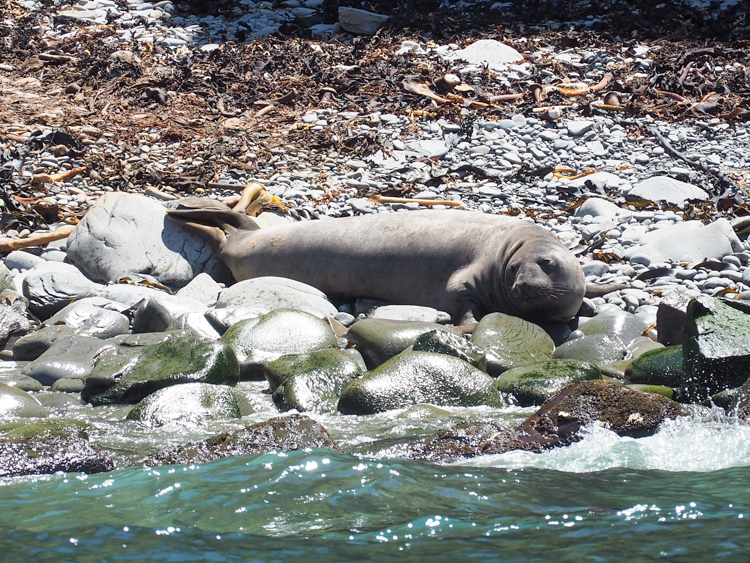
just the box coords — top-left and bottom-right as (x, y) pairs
(1, 0), (750, 560)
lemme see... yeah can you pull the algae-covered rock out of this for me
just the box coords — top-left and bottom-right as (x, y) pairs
(0, 382), (47, 418)
(264, 349), (363, 413)
(83, 333), (240, 405)
(625, 384), (675, 400)
(496, 359), (602, 406)
(683, 295), (750, 402)
(141, 414), (339, 466)
(412, 329), (487, 371)
(127, 382), (252, 426)
(470, 313), (554, 375)
(0, 419), (114, 477)
(337, 351), (504, 415)
(221, 308), (337, 380)
(625, 345), (684, 387)
(345, 318), (455, 369)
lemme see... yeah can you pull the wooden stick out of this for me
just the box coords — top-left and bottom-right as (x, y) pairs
(30, 166), (86, 187)
(0, 225), (75, 252)
(368, 194), (466, 209)
(557, 72), (613, 97)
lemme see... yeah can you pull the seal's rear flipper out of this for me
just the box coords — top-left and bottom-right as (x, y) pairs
(167, 198), (261, 248)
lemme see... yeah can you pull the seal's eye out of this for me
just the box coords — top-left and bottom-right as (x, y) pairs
(539, 258), (554, 273)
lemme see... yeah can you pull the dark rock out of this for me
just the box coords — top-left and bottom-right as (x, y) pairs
(470, 313), (554, 376)
(221, 308), (337, 380)
(13, 325), (79, 361)
(264, 349), (363, 414)
(0, 419), (114, 477)
(337, 351), (504, 415)
(132, 295), (207, 333)
(496, 359), (602, 406)
(83, 333), (239, 405)
(141, 414), (339, 466)
(22, 334), (117, 386)
(345, 318), (455, 369)
(656, 289), (692, 346)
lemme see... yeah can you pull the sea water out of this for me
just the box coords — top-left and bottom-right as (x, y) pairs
(2, 395), (750, 562)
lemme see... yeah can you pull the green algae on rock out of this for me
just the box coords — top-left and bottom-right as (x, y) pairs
(412, 329), (487, 371)
(264, 349), (363, 414)
(470, 312), (554, 376)
(83, 333), (240, 406)
(496, 358), (602, 406)
(221, 308), (337, 380)
(337, 351), (504, 415)
(625, 345), (684, 388)
(127, 382), (253, 426)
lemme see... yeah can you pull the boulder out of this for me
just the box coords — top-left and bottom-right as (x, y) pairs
(345, 318), (455, 369)
(13, 325), (79, 361)
(66, 192), (231, 288)
(22, 334), (117, 386)
(579, 308), (648, 344)
(338, 7), (388, 35)
(553, 333), (630, 365)
(141, 414), (339, 466)
(214, 277), (337, 319)
(22, 262), (101, 318)
(496, 359), (602, 406)
(656, 289), (692, 346)
(625, 345), (684, 388)
(470, 313), (554, 375)
(0, 382), (48, 418)
(412, 329), (487, 371)
(45, 298), (130, 339)
(0, 290), (36, 348)
(369, 305), (450, 324)
(83, 333), (239, 405)
(628, 176), (709, 207)
(264, 349), (363, 414)
(132, 294), (208, 333)
(337, 351), (504, 415)
(221, 308), (337, 380)
(127, 382), (252, 426)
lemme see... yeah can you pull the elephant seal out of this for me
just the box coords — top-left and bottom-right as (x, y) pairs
(167, 201), (585, 325)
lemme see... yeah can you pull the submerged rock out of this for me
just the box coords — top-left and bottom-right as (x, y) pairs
(264, 349), (363, 414)
(496, 359), (602, 406)
(141, 414), (339, 466)
(337, 351), (504, 415)
(83, 333), (239, 405)
(470, 313), (554, 376)
(345, 318), (455, 369)
(127, 382), (252, 426)
(221, 308), (337, 380)
(0, 419), (114, 477)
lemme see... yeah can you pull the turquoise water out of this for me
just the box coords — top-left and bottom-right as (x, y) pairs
(3, 415), (750, 562)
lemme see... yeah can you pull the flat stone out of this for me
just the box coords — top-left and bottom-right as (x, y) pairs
(628, 176), (709, 207)
(449, 39), (523, 65)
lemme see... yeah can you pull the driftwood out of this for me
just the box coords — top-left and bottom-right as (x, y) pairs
(0, 225), (75, 252)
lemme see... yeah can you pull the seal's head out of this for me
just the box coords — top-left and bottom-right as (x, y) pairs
(503, 238), (585, 323)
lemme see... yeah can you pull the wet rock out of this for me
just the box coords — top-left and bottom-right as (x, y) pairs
(22, 334), (116, 386)
(66, 192), (231, 288)
(142, 414), (339, 466)
(496, 359), (602, 406)
(470, 313), (554, 376)
(338, 7), (388, 35)
(205, 306), (261, 333)
(345, 318), (455, 369)
(50, 378), (85, 393)
(0, 382), (48, 418)
(45, 298), (130, 339)
(83, 333), (239, 405)
(264, 349), (363, 413)
(127, 382), (252, 426)
(132, 295), (208, 333)
(22, 262), (100, 318)
(337, 351), (504, 415)
(412, 329), (487, 371)
(12, 324), (79, 361)
(623, 219), (742, 264)
(221, 308), (337, 380)
(0, 369), (43, 392)
(579, 308), (648, 344)
(683, 295), (750, 402)
(35, 392), (85, 411)
(553, 333), (630, 365)
(0, 419), (114, 477)
(628, 176), (709, 207)
(625, 345), (684, 388)
(214, 277), (337, 319)
(656, 289), (692, 346)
